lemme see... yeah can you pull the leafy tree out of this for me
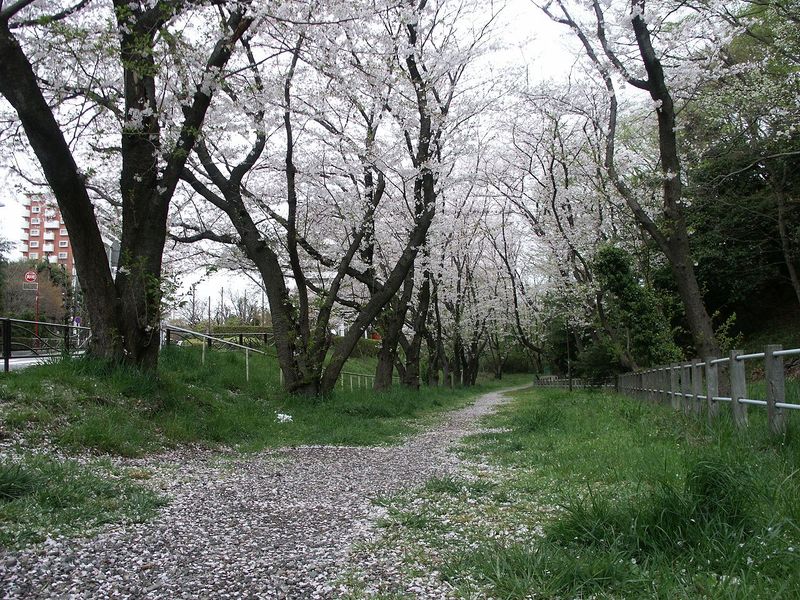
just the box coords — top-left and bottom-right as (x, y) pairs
(682, 0), (800, 325)
(539, 0), (724, 357)
(593, 245), (681, 368)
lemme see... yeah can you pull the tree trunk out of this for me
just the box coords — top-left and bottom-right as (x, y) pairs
(664, 232), (719, 357)
(441, 357), (452, 388)
(424, 333), (440, 386)
(629, 2), (721, 358)
(400, 275), (430, 389)
(374, 338), (398, 391)
(374, 272), (414, 390)
(0, 22), (123, 361)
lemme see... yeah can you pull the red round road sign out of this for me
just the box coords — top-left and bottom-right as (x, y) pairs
(24, 270), (37, 283)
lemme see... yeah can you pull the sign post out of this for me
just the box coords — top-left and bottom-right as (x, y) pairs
(23, 271), (39, 339)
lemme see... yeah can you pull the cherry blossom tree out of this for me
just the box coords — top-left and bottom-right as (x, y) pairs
(537, 0), (731, 357)
(0, 0), (256, 368)
(171, 0), (495, 395)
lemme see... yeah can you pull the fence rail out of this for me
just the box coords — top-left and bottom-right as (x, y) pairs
(2, 317), (91, 372)
(338, 370), (400, 390)
(617, 345), (799, 435)
(163, 324), (272, 382)
(163, 324), (395, 390)
(534, 375), (614, 390)
(164, 327), (274, 349)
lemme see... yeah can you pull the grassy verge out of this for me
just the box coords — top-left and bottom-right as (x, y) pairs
(0, 347), (530, 456)
(361, 388), (800, 599)
(0, 454), (164, 549)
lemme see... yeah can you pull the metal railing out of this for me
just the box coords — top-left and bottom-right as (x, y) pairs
(163, 324), (271, 382)
(2, 317), (91, 372)
(534, 375), (615, 391)
(164, 327), (274, 349)
(618, 345), (799, 435)
(164, 324), (398, 391)
(338, 370), (400, 390)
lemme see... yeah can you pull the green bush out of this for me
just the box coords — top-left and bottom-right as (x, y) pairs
(575, 338), (623, 382)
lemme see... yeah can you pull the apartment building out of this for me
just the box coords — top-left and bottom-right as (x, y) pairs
(20, 195), (74, 274)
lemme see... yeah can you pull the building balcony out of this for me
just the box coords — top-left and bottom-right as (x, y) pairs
(44, 221), (60, 229)
(43, 232), (55, 241)
(43, 244), (54, 252)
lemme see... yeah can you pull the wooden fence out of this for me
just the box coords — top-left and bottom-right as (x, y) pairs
(617, 345), (800, 436)
(534, 375), (614, 390)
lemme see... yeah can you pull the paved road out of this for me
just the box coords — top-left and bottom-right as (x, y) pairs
(0, 387), (522, 599)
(2, 356), (49, 371)
(2, 352), (86, 372)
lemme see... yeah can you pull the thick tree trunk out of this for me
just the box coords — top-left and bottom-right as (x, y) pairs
(374, 337), (398, 391)
(400, 276), (430, 389)
(0, 22), (123, 361)
(664, 231), (719, 358)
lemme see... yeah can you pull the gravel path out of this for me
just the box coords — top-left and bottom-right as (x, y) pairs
(1, 387), (521, 599)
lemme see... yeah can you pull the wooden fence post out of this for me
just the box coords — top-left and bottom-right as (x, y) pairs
(692, 359), (703, 416)
(729, 349), (748, 429)
(681, 363), (692, 415)
(663, 367), (671, 404)
(670, 364), (680, 411)
(650, 369), (656, 402)
(705, 357), (720, 422)
(765, 344), (786, 436)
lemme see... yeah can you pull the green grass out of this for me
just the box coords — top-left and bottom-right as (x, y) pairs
(0, 347), (530, 456)
(0, 455), (164, 549)
(368, 388), (800, 599)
